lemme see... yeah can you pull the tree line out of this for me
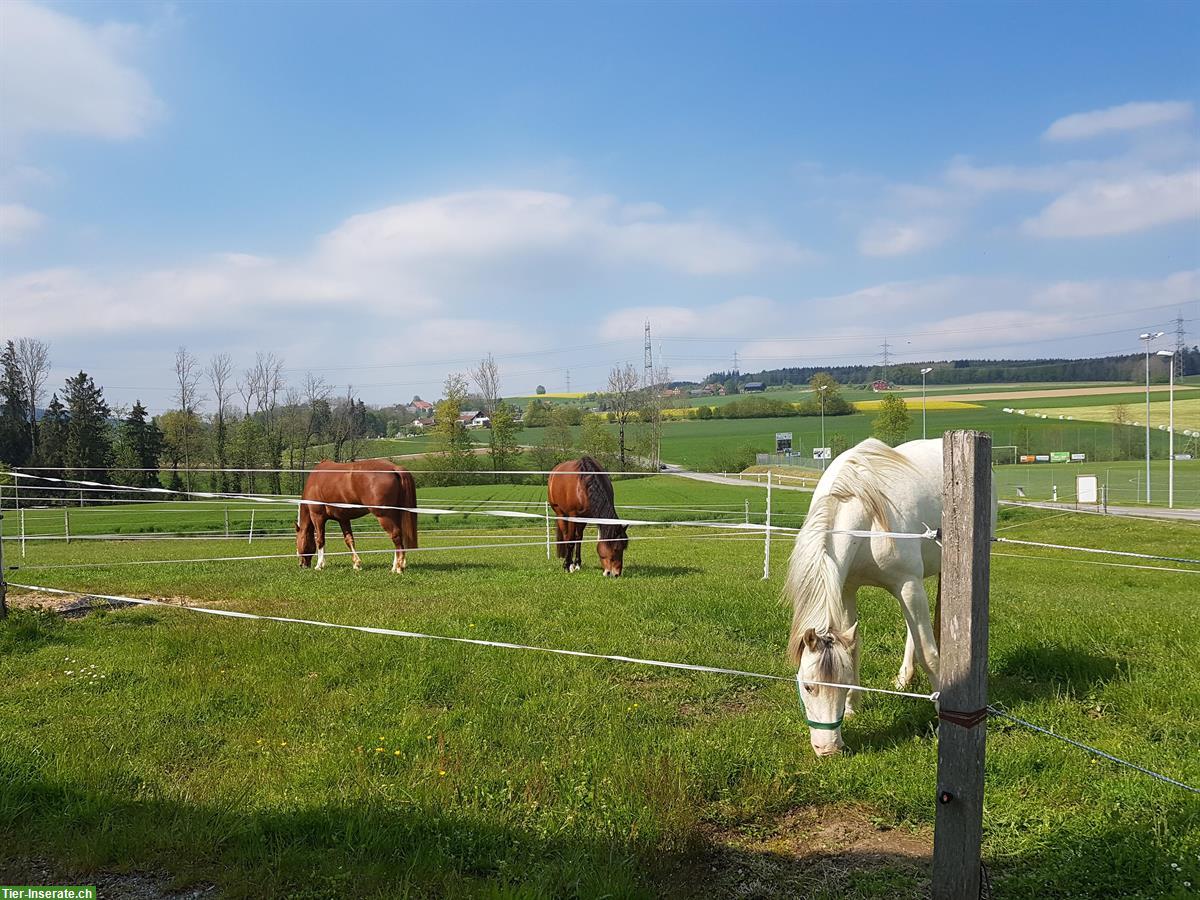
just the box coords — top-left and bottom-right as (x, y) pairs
(0, 341), (397, 500)
(704, 347), (1200, 391)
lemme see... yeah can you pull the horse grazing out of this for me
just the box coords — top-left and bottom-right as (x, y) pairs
(547, 456), (629, 576)
(296, 459), (418, 573)
(784, 437), (995, 756)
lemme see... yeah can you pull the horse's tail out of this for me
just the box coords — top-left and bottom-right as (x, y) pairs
(785, 438), (918, 664)
(395, 467), (418, 549)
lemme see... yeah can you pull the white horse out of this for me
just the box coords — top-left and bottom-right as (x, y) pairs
(785, 437), (995, 756)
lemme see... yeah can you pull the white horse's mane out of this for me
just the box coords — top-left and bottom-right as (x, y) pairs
(785, 438), (922, 663)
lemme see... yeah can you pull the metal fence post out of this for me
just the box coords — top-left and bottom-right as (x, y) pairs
(545, 502), (552, 561)
(247, 509), (255, 545)
(932, 430), (992, 900)
(64, 509), (70, 545)
(761, 471), (772, 580)
(1, 507), (7, 619)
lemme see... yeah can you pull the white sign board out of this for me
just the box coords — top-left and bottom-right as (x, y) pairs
(813, 447), (832, 460)
(1076, 474), (1099, 504)
(775, 432), (793, 453)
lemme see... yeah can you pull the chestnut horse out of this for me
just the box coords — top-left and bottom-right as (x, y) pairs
(296, 459), (418, 572)
(547, 456), (628, 576)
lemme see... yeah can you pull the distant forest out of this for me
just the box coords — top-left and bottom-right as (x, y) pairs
(702, 347), (1200, 389)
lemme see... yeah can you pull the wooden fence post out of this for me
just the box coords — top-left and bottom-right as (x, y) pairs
(933, 430), (992, 899)
(64, 509), (71, 546)
(545, 502), (552, 561)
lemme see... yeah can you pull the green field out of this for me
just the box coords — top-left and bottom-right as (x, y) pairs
(993, 459), (1200, 506)
(631, 406), (1182, 473)
(1, 481), (1198, 898)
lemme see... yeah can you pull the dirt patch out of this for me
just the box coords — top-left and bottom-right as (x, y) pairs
(4, 858), (217, 900)
(661, 805), (930, 899)
(7, 590), (213, 618)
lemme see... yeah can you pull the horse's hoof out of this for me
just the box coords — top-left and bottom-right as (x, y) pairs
(353, 562), (362, 571)
(844, 706), (857, 719)
(894, 672), (913, 690)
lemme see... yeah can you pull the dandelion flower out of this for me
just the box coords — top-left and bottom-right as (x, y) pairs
(438, 770), (447, 777)
(394, 750), (402, 756)
(375, 747), (384, 753)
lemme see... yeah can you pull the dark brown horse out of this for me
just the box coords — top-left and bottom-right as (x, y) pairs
(296, 459), (418, 572)
(547, 456), (628, 576)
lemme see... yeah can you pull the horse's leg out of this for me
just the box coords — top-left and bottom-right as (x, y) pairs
(575, 523), (586, 572)
(842, 585), (862, 717)
(313, 513), (328, 570)
(338, 519), (361, 570)
(556, 517), (570, 570)
(894, 577), (940, 692)
(898, 575), (941, 689)
(376, 514), (406, 574)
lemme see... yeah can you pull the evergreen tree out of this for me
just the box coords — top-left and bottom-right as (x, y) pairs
(0, 340), (31, 465)
(62, 371), (113, 480)
(115, 401), (164, 488)
(36, 394), (68, 469)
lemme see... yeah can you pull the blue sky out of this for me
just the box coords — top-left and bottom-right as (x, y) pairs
(2, 0), (1198, 412)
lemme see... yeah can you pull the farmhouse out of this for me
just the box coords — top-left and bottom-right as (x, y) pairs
(742, 381), (766, 393)
(459, 411), (491, 428)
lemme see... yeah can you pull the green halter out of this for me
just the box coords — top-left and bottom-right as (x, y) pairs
(797, 672), (845, 731)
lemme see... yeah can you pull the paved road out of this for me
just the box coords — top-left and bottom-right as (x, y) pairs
(659, 464), (816, 492)
(1000, 499), (1200, 522)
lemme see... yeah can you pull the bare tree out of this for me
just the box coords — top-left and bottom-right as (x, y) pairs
(471, 353), (501, 414)
(299, 372), (331, 474)
(606, 363), (642, 469)
(245, 352), (286, 492)
(207, 353), (233, 492)
(329, 385), (364, 462)
(15, 337), (50, 458)
(174, 346), (206, 493)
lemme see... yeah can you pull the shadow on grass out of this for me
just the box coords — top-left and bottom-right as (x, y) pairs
(2, 750), (1194, 899)
(624, 564), (705, 577)
(0, 760), (647, 900)
(991, 642), (1127, 704)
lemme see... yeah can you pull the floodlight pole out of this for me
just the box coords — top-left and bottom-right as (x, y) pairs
(1158, 350), (1176, 508)
(1140, 332), (1163, 503)
(921, 367), (934, 440)
(819, 385), (828, 470)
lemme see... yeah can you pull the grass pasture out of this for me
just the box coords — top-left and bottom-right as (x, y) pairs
(2, 480), (1198, 898)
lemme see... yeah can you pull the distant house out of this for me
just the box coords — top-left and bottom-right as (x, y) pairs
(411, 417), (435, 429)
(459, 410), (490, 428)
(871, 379), (892, 393)
(742, 382), (766, 393)
(408, 399), (434, 414)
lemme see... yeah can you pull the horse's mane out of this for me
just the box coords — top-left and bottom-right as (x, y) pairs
(577, 456), (623, 541)
(785, 438), (921, 663)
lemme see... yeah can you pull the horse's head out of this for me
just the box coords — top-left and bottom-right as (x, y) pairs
(795, 624), (857, 756)
(598, 524), (629, 577)
(296, 519), (316, 567)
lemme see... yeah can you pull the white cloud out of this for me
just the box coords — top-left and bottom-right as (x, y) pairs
(598, 296), (777, 341)
(1044, 101), (1193, 142)
(0, 202), (45, 243)
(2, 189), (804, 349)
(0, 0), (162, 142)
(319, 190), (808, 277)
(1021, 170), (1200, 238)
(857, 218), (952, 257)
